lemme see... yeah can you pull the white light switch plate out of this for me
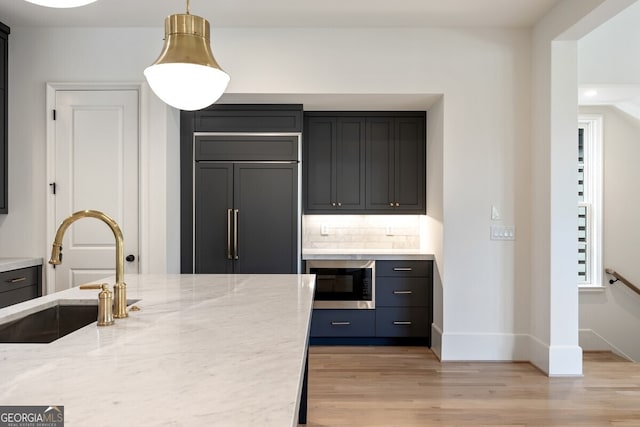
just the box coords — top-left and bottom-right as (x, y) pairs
(321, 225), (329, 236)
(490, 225), (516, 240)
(491, 205), (501, 221)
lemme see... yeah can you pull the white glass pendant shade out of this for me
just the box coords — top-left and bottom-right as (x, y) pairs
(145, 63), (229, 111)
(24, 0), (98, 7)
(144, 13), (229, 111)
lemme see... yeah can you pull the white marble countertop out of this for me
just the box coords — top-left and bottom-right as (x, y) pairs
(0, 274), (315, 426)
(302, 249), (434, 261)
(0, 257), (43, 273)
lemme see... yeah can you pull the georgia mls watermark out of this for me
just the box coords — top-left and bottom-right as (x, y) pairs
(0, 406), (64, 427)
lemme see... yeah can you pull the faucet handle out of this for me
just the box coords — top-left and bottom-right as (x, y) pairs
(79, 283), (115, 326)
(97, 284), (115, 326)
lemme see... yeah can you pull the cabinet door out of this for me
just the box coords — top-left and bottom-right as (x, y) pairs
(234, 163), (298, 274)
(335, 117), (365, 210)
(394, 117), (425, 212)
(304, 117), (335, 211)
(365, 118), (395, 211)
(194, 163), (234, 273)
(366, 117), (426, 213)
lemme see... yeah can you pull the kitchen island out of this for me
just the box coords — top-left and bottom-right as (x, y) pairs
(0, 274), (315, 426)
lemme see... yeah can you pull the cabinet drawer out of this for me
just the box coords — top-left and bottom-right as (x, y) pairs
(310, 309), (375, 337)
(0, 266), (39, 293)
(0, 284), (39, 309)
(376, 277), (428, 307)
(376, 260), (432, 277)
(375, 307), (429, 337)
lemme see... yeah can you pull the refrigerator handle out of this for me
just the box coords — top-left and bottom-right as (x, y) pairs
(226, 209), (233, 260)
(234, 209), (239, 260)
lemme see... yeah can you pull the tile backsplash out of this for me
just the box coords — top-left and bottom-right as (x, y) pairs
(303, 215), (422, 250)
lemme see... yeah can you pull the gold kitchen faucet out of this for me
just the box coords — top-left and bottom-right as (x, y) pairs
(49, 210), (128, 320)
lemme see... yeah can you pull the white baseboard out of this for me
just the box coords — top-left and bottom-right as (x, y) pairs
(548, 344), (583, 376)
(440, 331), (529, 361)
(579, 328), (635, 362)
(527, 334), (550, 373)
(519, 335), (583, 376)
(437, 332), (584, 375)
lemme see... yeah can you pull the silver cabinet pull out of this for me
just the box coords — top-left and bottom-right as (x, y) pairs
(393, 290), (413, 295)
(8, 277), (27, 283)
(331, 321), (351, 326)
(389, 202), (394, 207)
(226, 208), (233, 260)
(393, 267), (412, 271)
(393, 321), (412, 325)
(233, 209), (239, 260)
(395, 202), (400, 207)
(331, 202), (336, 207)
(337, 202), (342, 207)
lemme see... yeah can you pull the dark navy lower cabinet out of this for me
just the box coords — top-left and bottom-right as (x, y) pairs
(375, 307), (428, 338)
(0, 265), (42, 309)
(375, 260), (432, 344)
(308, 259), (433, 347)
(310, 309), (375, 337)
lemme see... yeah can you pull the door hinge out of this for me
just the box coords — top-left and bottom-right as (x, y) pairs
(52, 109), (56, 120)
(49, 182), (57, 195)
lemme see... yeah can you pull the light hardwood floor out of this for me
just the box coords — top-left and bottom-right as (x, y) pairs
(303, 346), (640, 426)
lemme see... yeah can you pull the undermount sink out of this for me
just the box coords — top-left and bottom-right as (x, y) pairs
(0, 303), (99, 343)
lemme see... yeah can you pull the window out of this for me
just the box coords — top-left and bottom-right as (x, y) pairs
(577, 115), (603, 287)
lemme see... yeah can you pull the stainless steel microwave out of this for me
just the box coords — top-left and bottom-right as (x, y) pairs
(306, 260), (375, 309)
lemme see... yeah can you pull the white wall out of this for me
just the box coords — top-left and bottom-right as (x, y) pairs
(578, 106), (640, 361)
(578, 1), (640, 84)
(0, 27), (180, 276)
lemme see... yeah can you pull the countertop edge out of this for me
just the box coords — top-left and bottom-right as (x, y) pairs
(0, 258), (44, 273)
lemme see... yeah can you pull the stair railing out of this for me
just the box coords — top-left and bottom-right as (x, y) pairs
(605, 268), (640, 296)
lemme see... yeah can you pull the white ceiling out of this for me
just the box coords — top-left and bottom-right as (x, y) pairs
(579, 85), (640, 119)
(6, 0), (638, 115)
(0, 0), (561, 28)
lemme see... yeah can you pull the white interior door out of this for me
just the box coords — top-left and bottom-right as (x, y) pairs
(52, 90), (139, 291)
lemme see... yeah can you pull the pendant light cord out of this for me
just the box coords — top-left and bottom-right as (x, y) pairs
(186, 0), (190, 15)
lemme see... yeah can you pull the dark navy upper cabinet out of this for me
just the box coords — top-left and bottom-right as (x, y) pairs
(303, 115), (366, 212)
(0, 22), (9, 214)
(193, 104), (302, 133)
(304, 111), (426, 214)
(366, 116), (426, 213)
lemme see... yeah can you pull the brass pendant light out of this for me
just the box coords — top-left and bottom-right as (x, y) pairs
(144, 0), (230, 111)
(24, 0), (98, 7)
